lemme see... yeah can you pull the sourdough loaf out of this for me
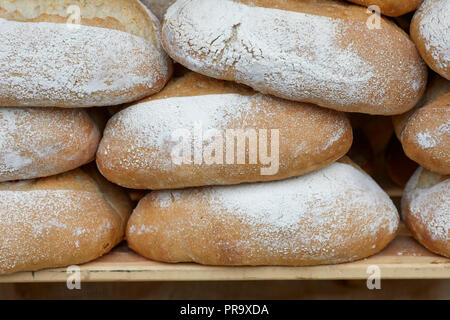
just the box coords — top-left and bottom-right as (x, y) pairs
(127, 159), (399, 266)
(0, 0), (172, 107)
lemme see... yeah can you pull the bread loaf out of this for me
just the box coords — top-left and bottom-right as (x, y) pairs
(393, 74), (449, 175)
(0, 165), (132, 274)
(97, 72), (353, 190)
(400, 92), (449, 174)
(402, 167), (449, 258)
(140, 0), (175, 20)
(127, 159), (399, 266)
(0, 0), (172, 107)
(162, 0), (427, 115)
(393, 74), (449, 139)
(411, 0), (450, 80)
(347, 0), (423, 17)
(0, 108), (100, 182)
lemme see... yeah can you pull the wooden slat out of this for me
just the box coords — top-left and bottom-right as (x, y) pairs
(1, 224), (448, 283)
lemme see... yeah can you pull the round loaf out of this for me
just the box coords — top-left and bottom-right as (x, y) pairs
(402, 167), (449, 258)
(97, 72), (353, 190)
(411, 0), (450, 80)
(126, 160), (399, 266)
(162, 0), (427, 115)
(0, 108), (100, 182)
(399, 92), (450, 174)
(0, 165), (132, 274)
(346, 0), (423, 17)
(0, 0), (172, 107)
(140, 0), (176, 20)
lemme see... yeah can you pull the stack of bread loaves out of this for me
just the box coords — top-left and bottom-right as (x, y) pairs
(0, 0), (171, 274)
(393, 0), (449, 258)
(0, 0), (448, 274)
(110, 0), (433, 267)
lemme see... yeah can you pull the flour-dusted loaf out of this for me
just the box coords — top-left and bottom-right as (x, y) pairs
(127, 159), (399, 266)
(400, 93), (449, 174)
(97, 71), (353, 190)
(393, 74), (449, 139)
(140, 0), (175, 20)
(346, 0), (423, 17)
(162, 0), (427, 115)
(0, 108), (100, 182)
(411, 0), (450, 80)
(402, 167), (449, 258)
(393, 75), (450, 175)
(0, 165), (132, 275)
(0, 0), (172, 107)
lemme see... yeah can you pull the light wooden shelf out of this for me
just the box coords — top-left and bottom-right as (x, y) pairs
(1, 224), (448, 283)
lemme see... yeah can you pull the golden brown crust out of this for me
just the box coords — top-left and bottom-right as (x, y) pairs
(126, 161), (399, 266)
(402, 167), (449, 257)
(0, 108), (101, 182)
(162, 0), (427, 115)
(393, 74), (450, 139)
(346, 0), (423, 17)
(0, 166), (133, 274)
(0, 0), (158, 41)
(400, 93), (450, 174)
(0, 0), (172, 107)
(141, 66), (254, 102)
(410, 0), (450, 80)
(97, 71), (353, 190)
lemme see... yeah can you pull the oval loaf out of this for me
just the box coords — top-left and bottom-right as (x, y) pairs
(393, 74), (449, 140)
(400, 92), (449, 175)
(411, 0), (450, 80)
(0, 108), (100, 182)
(126, 160), (399, 266)
(402, 167), (449, 258)
(162, 0), (427, 115)
(97, 71), (353, 190)
(0, 0), (172, 107)
(393, 75), (450, 175)
(0, 165), (132, 275)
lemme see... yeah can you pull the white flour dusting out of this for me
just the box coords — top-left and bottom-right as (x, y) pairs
(0, 190), (117, 273)
(140, 162), (399, 261)
(403, 167), (449, 242)
(417, 0), (450, 70)
(0, 18), (170, 107)
(0, 108), (98, 181)
(99, 93), (349, 183)
(163, 0), (426, 113)
(416, 120), (450, 149)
